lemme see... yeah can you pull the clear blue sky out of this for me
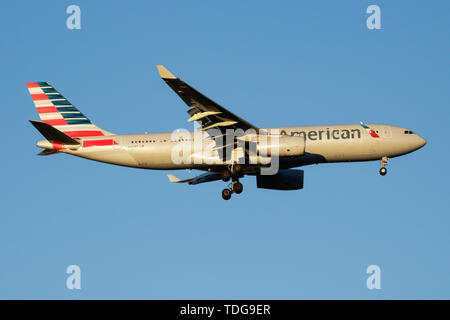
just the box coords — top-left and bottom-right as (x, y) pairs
(1, 0), (449, 299)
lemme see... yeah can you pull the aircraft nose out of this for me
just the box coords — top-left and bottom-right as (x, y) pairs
(415, 135), (427, 149)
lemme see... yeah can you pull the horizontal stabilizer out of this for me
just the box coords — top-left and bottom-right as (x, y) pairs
(37, 149), (60, 156)
(29, 120), (80, 145)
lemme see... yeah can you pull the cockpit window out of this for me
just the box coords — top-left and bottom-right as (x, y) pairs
(404, 130), (414, 134)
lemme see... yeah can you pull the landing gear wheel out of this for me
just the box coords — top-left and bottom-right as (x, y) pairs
(222, 188), (232, 200)
(222, 170), (231, 182)
(380, 167), (387, 176)
(232, 182), (243, 194)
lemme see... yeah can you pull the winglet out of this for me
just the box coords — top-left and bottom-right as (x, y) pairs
(167, 174), (181, 183)
(157, 65), (177, 79)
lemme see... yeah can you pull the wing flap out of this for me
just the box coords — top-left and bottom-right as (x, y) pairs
(37, 149), (60, 156)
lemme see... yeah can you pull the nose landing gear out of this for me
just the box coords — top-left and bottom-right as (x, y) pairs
(379, 156), (388, 176)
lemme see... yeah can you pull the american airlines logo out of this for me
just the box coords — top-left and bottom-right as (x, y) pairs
(280, 128), (362, 140)
(280, 124), (379, 141)
(360, 123), (380, 138)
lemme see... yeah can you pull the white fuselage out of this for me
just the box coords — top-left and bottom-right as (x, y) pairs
(54, 123), (426, 172)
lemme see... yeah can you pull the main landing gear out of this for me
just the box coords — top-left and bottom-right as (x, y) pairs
(221, 166), (244, 200)
(221, 181), (244, 200)
(379, 156), (388, 176)
(222, 188), (232, 200)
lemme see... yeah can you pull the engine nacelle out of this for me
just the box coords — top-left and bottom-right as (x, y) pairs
(256, 169), (304, 190)
(256, 135), (305, 157)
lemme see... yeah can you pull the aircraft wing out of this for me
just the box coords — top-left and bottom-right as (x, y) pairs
(157, 65), (258, 132)
(157, 65), (260, 161)
(167, 172), (223, 185)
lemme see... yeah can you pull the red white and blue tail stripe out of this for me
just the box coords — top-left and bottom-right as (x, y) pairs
(26, 82), (112, 138)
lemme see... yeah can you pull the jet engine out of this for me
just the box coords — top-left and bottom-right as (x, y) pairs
(256, 169), (304, 190)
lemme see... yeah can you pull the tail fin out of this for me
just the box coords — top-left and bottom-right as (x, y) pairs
(26, 82), (113, 137)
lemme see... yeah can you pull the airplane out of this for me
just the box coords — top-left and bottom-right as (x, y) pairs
(27, 65), (426, 200)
